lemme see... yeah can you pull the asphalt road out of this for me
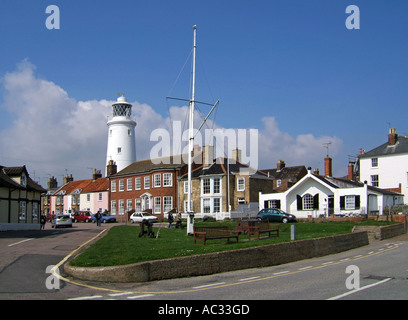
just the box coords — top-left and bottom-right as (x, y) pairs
(1, 222), (407, 302)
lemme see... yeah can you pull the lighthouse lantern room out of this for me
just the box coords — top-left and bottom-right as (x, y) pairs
(105, 95), (136, 175)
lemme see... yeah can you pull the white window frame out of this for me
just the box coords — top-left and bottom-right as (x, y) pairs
(127, 178), (132, 191)
(154, 197), (161, 214)
(163, 173), (172, 187)
(119, 199), (124, 215)
(111, 200), (117, 214)
(163, 196), (173, 213)
(111, 180), (117, 192)
(135, 177), (141, 190)
(154, 174), (161, 187)
(126, 199), (132, 212)
(345, 195), (356, 210)
(237, 178), (245, 191)
(119, 179), (125, 192)
(144, 176), (150, 189)
(302, 194), (314, 210)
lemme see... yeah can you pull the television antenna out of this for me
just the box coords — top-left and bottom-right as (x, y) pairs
(323, 142), (332, 157)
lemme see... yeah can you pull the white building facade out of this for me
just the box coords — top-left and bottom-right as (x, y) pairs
(359, 128), (408, 205)
(259, 170), (404, 219)
(106, 95), (136, 175)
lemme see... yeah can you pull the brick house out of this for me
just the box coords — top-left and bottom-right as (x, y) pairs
(108, 156), (185, 221)
(178, 146), (275, 220)
(261, 160), (307, 192)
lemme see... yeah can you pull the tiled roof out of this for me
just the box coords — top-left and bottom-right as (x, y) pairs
(81, 178), (109, 193)
(112, 155), (188, 177)
(53, 179), (93, 195)
(313, 174), (402, 196)
(179, 157), (271, 180)
(261, 166), (307, 180)
(0, 165), (46, 192)
(360, 136), (408, 158)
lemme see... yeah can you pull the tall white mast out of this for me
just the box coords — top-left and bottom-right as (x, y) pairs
(187, 25), (197, 234)
(188, 25), (197, 212)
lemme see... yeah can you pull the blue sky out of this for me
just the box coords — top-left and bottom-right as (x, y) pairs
(0, 0), (407, 185)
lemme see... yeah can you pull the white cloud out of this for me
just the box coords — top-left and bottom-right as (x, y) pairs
(0, 60), (345, 187)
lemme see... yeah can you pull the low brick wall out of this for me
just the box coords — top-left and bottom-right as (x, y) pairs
(352, 223), (405, 241)
(64, 231), (369, 283)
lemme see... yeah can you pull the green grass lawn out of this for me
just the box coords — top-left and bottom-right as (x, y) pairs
(69, 220), (394, 267)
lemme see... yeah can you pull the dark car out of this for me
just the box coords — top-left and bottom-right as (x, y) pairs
(256, 208), (297, 223)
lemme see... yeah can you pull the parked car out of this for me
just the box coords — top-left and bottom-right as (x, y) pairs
(51, 215), (72, 228)
(92, 212), (116, 223)
(256, 208), (297, 223)
(73, 211), (93, 223)
(130, 212), (158, 224)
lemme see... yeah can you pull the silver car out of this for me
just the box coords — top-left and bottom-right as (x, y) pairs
(51, 215), (72, 228)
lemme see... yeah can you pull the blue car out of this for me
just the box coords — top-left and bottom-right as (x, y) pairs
(92, 212), (116, 223)
(256, 208), (296, 223)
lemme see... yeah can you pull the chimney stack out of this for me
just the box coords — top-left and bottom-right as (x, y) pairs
(63, 174), (74, 185)
(348, 161), (355, 181)
(93, 169), (102, 180)
(232, 148), (242, 163)
(388, 128), (398, 146)
(277, 160), (286, 171)
(324, 156), (332, 177)
(106, 160), (117, 176)
(203, 145), (214, 167)
(47, 176), (58, 190)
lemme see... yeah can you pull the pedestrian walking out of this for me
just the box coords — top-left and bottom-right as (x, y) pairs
(40, 214), (46, 230)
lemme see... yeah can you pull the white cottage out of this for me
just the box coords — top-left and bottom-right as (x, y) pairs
(259, 169), (404, 219)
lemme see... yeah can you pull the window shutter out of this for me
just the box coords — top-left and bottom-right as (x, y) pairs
(355, 195), (360, 209)
(264, 200), (269, 209)
(340, 196), (345, 210)
(297, 195), (302, 210)
(313, 194), (319, 210)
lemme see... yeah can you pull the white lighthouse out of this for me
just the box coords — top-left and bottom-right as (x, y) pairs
(105, 95), (136, 175)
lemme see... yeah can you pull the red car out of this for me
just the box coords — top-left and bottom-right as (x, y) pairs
(72, 211), (93, 223)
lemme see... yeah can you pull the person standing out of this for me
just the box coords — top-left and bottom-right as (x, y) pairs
(96, 210), (102, 227)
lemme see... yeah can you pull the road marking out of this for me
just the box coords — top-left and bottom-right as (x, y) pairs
(193, 282), (226, 289)
(298, 266), (313, 270)
(327, 278), (392, 300)
(322, 261), (334, 265)
(273, 271), (289, 275)
(108, 292), (134, 297)
(238, 276), (261, 282)
(8, 238), (34, 247)
(127, 294), (155, 299)
(339, 258), (350, 262)
(68, 295), (103, 300)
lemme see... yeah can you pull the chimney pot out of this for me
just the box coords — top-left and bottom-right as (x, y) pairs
(388, 128), (398, 146)
(277, 160), (285, 171)
(324, 156), (333, 177)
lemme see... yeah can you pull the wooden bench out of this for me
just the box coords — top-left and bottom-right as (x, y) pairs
(248, 221), (279, 240)
(193, 226), (239, 245)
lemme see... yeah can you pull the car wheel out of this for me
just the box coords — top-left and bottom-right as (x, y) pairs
(282, 217), (288, 223)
